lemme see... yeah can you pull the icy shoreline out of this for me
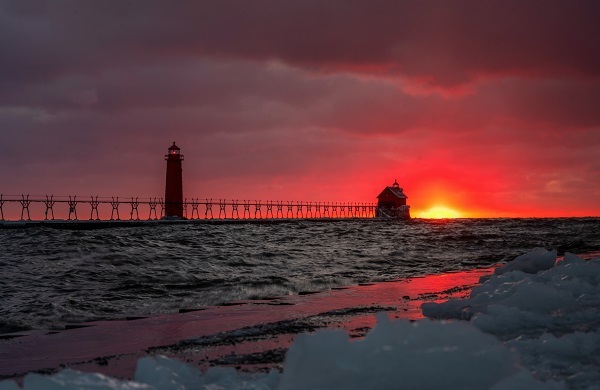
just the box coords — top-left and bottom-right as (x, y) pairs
(2, 249), (600, 389)
(423, 249), (600, 389)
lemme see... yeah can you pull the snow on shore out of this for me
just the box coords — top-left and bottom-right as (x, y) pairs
(2, 249), (598, 389)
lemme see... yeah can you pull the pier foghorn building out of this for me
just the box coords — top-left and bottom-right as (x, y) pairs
(376, 180), (411, 219)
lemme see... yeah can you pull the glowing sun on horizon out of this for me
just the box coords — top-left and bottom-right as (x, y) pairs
(418, 205), (463, 219)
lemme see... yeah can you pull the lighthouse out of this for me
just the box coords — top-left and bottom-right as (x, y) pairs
(164, 142), (184, 218)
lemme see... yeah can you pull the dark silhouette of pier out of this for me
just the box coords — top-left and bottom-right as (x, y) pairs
(0, 194), (378, 225)
(0, 143), (409, 226)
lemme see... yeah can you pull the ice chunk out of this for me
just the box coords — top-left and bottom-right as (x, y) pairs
(494, 248), (557, 275)
(4, 358), (278, 390)
(423, 250), (600, 388)
(505, 331), (600, 388)
(425, 254), (600, 335)
(22, 369), (151, 389)
(134, 355), (202, 389)
(135, 356), (277, 390)
(0, 381), (20, 390)
(279, 312), (542, 390)
(490, 370), (566, 390)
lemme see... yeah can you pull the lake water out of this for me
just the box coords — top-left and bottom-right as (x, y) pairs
(1, 218), (599, 333)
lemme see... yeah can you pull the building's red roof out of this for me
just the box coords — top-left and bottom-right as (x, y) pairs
(168, 142), (180, 150)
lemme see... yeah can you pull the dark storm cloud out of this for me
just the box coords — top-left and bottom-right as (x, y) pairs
(2, 0), (599, 126)
(1, 0), (599, 88)
(4, 55), (600, 137)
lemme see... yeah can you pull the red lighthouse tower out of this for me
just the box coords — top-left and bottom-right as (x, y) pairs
(164, 142), (184, 219)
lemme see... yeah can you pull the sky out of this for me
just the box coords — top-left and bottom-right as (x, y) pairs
(1, 0), (599, 218)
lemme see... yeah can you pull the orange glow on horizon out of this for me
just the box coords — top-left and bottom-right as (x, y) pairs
(416, 205), (463, 219)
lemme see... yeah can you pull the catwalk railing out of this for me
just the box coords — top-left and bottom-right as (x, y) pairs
(0, 195), (378, 221)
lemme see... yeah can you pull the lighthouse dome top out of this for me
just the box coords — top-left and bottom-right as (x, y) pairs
(166, 142), (183, 159)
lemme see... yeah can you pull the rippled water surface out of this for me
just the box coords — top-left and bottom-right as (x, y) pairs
(1, 218), (599, 333)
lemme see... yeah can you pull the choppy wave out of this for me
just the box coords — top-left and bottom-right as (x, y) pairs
(1, 218), (599, 332)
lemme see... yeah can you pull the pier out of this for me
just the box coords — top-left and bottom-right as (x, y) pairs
(0, 142), (409, 227)
(0, 195), (379, 227)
